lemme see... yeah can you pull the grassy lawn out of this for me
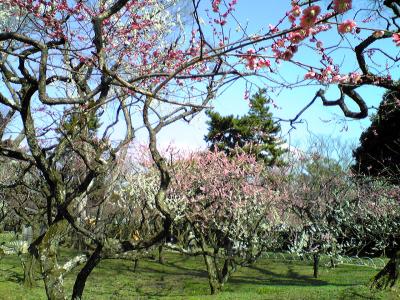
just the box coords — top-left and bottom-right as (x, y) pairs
(0, 250), (399, 299)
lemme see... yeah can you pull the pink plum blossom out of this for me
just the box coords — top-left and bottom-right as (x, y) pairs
(338, 20), (357, 34)
(304, 70), (316, 80)
(300, 5), (321, 29)
(332, 0), (352, 13)
(393, 33), (400, 46)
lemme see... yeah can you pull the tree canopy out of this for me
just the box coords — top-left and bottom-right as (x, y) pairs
(1, 0), (400, 298)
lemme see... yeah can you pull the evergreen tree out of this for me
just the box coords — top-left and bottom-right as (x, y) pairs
(205, 89), (285, 166)
(352, 91), (400, 183)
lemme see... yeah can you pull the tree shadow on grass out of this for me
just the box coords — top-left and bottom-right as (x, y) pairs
(138, 263), (208, 279)
(338, 287), (380, 300)
(99, 254), (199, 274)
(133, 281), (177, 299)
(0, 269), (24, 284)
(241, 264), (328, 287)
(286, 265), (322, 283)
(97, 256), (367, 298)
(118, 265), (204, 299)
(165, 260), (208, 277)
(245, 264), (361, 288)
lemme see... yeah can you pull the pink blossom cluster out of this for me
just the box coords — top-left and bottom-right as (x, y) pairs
(287, 4), (302, 23)
(2, 0), (87, 39)
(300, 5), (321, 29)
(304, 68), (362, 85)
(212, 0), (237, 26)
(270, 25), (331, 61)
(243, 49), (271, 70)
(169, 150), (277, 231)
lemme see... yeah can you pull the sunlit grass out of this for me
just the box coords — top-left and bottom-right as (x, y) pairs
(0, 250), (398, 299)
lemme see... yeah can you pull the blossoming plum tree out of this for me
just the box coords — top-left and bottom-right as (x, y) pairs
(285, 150), (351, 278)
(167, 149), (284, 294)
(284, 138), (400, 283)
(108, 147), (285, 294)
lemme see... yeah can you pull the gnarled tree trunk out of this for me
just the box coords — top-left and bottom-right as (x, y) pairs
(203, 254), (223, 294)
(38, 220), (69, 300)
(370, 249), (400, 290)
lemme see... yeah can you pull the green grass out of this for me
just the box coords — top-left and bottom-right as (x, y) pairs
(0, 251), (399, 299)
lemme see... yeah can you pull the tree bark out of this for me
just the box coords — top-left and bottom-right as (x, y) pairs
(23, 254), (37, 288)
(203, 255), (223, 294)
(158, 244), (165, 264)
(71, 245), (102, 300)
(38, 220), (69, 300)
(23, 223), (41, 288)
(133, 258), (139, 272)
(370, 249), (400, 290)
(313, 253), (319, 278)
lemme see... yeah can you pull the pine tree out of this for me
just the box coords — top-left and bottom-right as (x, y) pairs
(352, 91), (400, 183)
(205, 89), (285, 166)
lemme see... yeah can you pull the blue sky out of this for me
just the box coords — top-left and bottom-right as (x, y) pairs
(156, 0), (389, 151)
(156, 82), (384, 151)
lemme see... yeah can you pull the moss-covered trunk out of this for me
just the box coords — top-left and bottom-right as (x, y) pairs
(203, 254), (223, 294)
(23, 254), (37, 288)
(38, 220), (69, 300)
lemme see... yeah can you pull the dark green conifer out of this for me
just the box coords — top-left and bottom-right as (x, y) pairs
(205, 89), (285, 166)
(352, 91), (400, 183)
